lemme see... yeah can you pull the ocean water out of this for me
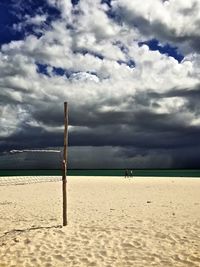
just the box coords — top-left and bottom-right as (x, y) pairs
(0, 169), (200, 177)
(0, 151), (200, 177)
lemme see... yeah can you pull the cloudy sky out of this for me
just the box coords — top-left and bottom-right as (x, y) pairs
(0, 0), (200, 169)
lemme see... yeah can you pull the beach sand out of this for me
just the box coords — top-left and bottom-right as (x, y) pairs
(0, 176), (200, 267)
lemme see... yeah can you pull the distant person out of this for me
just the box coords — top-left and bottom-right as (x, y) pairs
(125, 169), (128, 178)
(130, 170), (133, 177)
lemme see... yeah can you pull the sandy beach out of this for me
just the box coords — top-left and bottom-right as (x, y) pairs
(0, 176), (200, 267)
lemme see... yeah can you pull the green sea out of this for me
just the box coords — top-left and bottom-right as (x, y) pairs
(0, 169), (200, 177)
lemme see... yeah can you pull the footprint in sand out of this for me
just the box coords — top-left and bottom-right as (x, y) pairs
(88, 262), (97, 266)
(41, 251), (46, 256)
(189, 255), (200, 263)
(122, 242), (135, 249)
(80, 257), (90, 264)
(53, 254), (65, 261)
(0, 201), (13, 205)
(24, 238), (31, 244)
(31, 258), (37, 264)
(100, 250), (107, 256)
(155, 232), (167, 239)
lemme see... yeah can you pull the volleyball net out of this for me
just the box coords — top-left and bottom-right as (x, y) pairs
(0, 149), (64, 186)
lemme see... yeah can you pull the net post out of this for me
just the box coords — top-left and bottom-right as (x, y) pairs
(62, 102), (68, 226)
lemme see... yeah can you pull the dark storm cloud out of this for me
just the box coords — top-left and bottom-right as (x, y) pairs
(16, 86), (200, 150)
(1, 124), (63, 152)
(31, 104), (64, 127)
(31, 97), (133, 128)
(69, 119), (200, 149)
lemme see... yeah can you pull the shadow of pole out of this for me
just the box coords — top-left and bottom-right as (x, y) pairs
(0, 225), (62, 239)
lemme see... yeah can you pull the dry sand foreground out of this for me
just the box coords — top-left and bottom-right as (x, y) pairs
(0, 176), (200, 267)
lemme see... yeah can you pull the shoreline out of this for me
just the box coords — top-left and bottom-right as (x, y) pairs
(0, 175), (200, 187)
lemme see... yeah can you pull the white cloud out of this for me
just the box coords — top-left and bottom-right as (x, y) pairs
(151, 97), (187, 114)
(69, 72), (100, 83)
(113, 0), (200, 53)
(0, 105), (29, 138)
(25, 14), (47, 25)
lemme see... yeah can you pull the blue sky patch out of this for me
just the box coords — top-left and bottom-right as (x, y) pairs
(36, 63), (50, 76)
(52, 67), (66, 77)
(0, 2), (23, 45)
(138, 39), (184, 63)
(0, 1), (61, 46)
(36, 63), (68, 77)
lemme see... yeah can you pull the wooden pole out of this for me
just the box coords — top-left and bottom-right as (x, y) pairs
(63, 102), (68, 226)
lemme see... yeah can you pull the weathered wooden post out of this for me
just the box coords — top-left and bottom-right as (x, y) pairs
(63, 102), (68, 226)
